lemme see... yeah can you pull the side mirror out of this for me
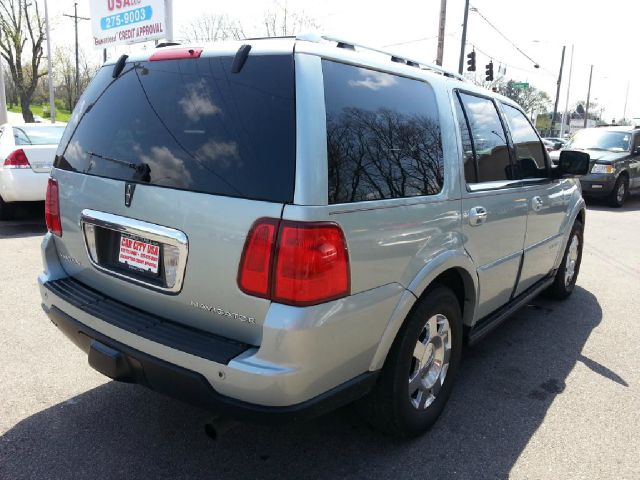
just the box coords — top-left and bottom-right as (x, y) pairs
(553, 150), (590, 178)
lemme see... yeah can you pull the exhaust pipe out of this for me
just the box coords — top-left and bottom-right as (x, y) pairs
(204, 416), (238, 440)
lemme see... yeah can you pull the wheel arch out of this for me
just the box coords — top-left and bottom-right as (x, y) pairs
(553, 198), (586, 270)
(368, 250), (478, 371)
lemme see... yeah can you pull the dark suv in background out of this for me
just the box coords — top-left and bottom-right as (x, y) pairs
(554, 126), (640, 207)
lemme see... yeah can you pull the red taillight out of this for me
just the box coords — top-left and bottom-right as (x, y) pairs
(4, 149), (30, 168)
(237, 218), (279, 298)
(45, 178), (62, 237)
(273, 222), (350, 305)
(238, 219), (350, 306)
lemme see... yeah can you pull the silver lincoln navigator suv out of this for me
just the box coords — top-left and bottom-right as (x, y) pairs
(39, 34), (589, 436)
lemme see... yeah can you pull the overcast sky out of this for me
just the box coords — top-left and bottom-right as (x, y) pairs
(45, 0), (639, 121)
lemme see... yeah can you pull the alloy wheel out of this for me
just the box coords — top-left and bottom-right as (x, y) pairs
(564, 234), (580, 287)
(408, 314), (451, 410)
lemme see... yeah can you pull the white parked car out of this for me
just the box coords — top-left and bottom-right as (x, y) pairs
(0, 123), (66, 219)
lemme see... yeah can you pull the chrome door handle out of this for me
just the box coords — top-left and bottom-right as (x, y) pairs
(469, 206), (488, 226)
(532, 196), (544, 212)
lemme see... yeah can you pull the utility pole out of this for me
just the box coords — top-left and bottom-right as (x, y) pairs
(584, 65), (593, 128)
(551, 46), (566, 137)
(457, 0), (470, 74)
(165, 0), (174, 42)
(561, 45), (574, 137)
(436, 0), (447, 66)
(44, 0), (55, 123)
(63, 3), (89, 107)
(622, 80), (630, 123)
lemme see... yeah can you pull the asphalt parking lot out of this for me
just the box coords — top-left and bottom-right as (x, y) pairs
(1, 197), (639, 480)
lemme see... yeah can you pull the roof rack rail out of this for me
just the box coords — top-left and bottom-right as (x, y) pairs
(156, 42), (181, 48)
(297, 33), (465, 81)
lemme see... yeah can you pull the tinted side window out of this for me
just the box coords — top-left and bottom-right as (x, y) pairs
(458, 93), (513, 183)
(323, 60), (444, 203)
(502, 104), (548, 179)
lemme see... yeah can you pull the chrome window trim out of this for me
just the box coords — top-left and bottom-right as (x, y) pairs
(79, 209), (189, 294)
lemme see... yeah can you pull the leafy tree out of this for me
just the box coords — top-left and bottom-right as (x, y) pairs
(467, 73), (551, 117)
(53, 46), (98, 111)
(0, 0), (46, 122)
(495, 80), (551, 116)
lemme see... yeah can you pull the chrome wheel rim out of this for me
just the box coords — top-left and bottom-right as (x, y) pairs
(617, 181), (626, 203)
(564, 234), (580, 286)
(408, 314), (451, 410)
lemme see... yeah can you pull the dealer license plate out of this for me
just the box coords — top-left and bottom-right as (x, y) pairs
(118, 234), (160, 274)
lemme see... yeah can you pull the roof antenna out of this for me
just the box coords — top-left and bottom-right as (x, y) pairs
(112, 54), (128, 78)
(231, 45), (252, 73)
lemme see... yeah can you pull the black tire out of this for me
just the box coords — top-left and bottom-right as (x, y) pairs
(546, 220), (583, 300)
(0, 195), (14, 221)
(357, 285), (463, 437)
(607, 175), (628, 208)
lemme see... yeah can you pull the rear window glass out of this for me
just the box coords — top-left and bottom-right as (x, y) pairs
(13, 126), (65, 145)
(55, 55), (296, 203)
(323, 60), (444, 204)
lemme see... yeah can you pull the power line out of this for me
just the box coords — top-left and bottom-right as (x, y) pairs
(382, 33), (455, 48)
(470, 43), (554, 77)
(469, 5), (546, 72)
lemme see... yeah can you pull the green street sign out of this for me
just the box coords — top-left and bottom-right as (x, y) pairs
(512, 82), (530, 89)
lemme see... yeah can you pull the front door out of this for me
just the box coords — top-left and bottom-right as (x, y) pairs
(500, 103), (568, 295)
(455, 92), (527, 320)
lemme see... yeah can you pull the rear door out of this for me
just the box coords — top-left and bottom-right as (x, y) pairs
(500, 103), (567, 295)
(455, 92), (527, 320)
(51, 50), (296, 345)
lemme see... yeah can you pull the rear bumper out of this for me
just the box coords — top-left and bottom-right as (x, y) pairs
(39, 232), (400, 420)
(0, 168), (49, 202)
(42, 303), (377, 424)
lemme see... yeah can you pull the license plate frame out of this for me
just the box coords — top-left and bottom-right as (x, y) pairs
(117, 233), (161, 276)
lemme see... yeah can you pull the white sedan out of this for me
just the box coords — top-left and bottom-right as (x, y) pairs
(0, 123), (66, 219)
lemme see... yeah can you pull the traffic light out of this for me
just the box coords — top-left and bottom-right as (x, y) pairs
(485, 61), (494, 82)
(466, 50), (476, 72)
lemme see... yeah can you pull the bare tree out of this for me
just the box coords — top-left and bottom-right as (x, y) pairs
(180, 14), (245, 42)
(327, 107), (443, 203)
(0, 0), (46, 122)
(262, 1), (319, 37)
(180, 2), (320, 44)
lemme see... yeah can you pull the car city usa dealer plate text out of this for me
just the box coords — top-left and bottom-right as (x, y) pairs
(118, 234), (160, 274)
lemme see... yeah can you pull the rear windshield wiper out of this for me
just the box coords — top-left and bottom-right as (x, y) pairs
(87, 151), (138, 169)
(86, 151), (151, 181)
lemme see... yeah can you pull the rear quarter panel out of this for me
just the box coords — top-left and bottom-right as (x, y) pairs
(291, 54), (465, 294)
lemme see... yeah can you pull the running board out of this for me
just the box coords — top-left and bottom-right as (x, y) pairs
(467, 276), (555, 346)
